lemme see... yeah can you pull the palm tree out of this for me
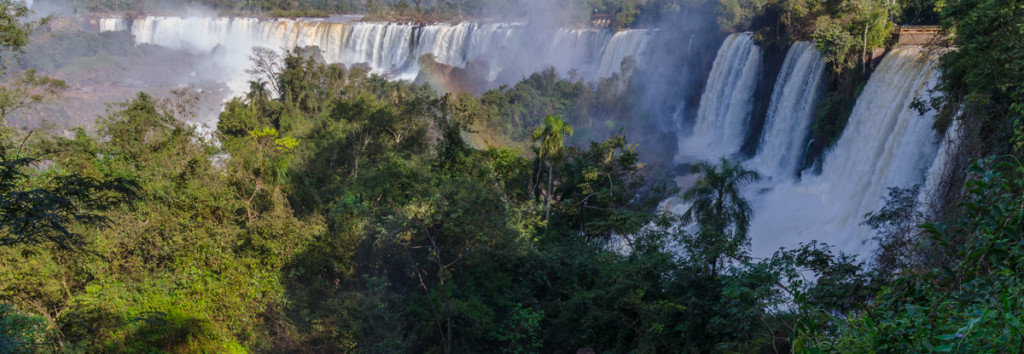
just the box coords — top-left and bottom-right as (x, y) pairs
(532, 115), (573, 223)
(681, 158), (761, 275)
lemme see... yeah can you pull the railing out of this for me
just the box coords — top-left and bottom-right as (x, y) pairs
(896, 25), (940, 35)
(592, 14), (611, 27)
(894, 25), (940, 45)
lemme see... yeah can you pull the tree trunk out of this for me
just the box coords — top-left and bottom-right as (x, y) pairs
(545, 162), (553, 223)
(534, 156), (544, 203)
(863, 22), (870, 74)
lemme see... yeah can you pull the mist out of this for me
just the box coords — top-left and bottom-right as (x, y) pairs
(11, 0), (734, 161)
(7, 3), (234, 129)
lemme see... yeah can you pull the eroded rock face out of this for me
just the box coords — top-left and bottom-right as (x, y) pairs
(46, 16), (92, 32)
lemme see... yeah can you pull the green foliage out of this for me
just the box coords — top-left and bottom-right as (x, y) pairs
(807, 90), (856, 161)
(532, 115), (574, 164)
(15, 17), (1019, 353)
(680, 158), (761, 275)
(553, 133), (668, 240)
(0, 304), (51, 353)
(0, 69), (66, 123)
(813, 17), (857, 72)
(717, 0), (770, 32)
(490, 303), (543, 352)
(798, 159), (1024, 351)
(0, 127), (137, 250)
(934, 0), (1024, 156)
(862, 185), (923, 274)
(0, 88), (322, 351)
(0, 0), (33, 58)
(476, 68), (595, 141)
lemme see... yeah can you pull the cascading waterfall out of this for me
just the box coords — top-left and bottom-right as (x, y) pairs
(748, 46), (942, 257)
(113, 16), (653, 91)
(917, 117), (962, 215)
(748, 41), (826, 179)
(412, 22), (523, 80)
(597, 29), (654, 78)
(336, 22), (416, 73)
(99, 17), (127, 32)
(543, 29), (609, 78)
(681, 33), (762, 160)
(101, 15), (957, 261)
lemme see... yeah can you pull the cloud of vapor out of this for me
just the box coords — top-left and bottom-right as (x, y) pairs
(17, 0), (731, 144)
(616, 4), (727, 163)
(8, 3), (235, 129)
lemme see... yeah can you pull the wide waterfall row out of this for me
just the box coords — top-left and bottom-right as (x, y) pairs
(102, 14), (952, 259)
(105, 16), (653, 85)
(747, 46), (944, 257)
(670, 36), (948, 258)
(681, 33), (762, 160)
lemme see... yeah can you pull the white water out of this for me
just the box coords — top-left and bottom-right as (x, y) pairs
(109, 15), (954, 259)
(748, 42), (826, 180)
(116, 16), (653, 94)
(336, 22), (416, 74)
(681, 33), (762, 160)
(597, 30), (654, 78)
(917, 117), (962, 216)
(99, 17), (128, 32)
(748, 46), (942, 258)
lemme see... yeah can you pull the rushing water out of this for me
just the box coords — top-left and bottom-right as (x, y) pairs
(748, 41), (826, 180)
(747, 46), (942, 257)
(104, 15), (654, 93)
(681, 33), (762, 161)
(104, 15), (953, 258)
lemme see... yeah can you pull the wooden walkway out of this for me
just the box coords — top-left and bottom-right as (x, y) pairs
(895, 25), (940, 45)
(592, 14), (611, 28)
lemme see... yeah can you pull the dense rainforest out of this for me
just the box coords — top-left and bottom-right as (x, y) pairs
(1, 0), (1024, 351)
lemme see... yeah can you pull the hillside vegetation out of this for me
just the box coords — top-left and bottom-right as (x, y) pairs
(1, 0), (1023, 351)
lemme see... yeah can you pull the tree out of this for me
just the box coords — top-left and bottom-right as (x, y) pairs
(226, 127), (297, 223)
(0, 69), (66, 123)
(532, 115), (573, 223)
(553, 134), (670, 242)
(680, 158), (760, 275)
(0, 0), (33, 59)
(246, 46), (283, 98)
(811, 0), (897, 75)
(847, 0), (895, 73)
(0, 130), (137, 249)
(862, 185), (923, 274)
(0, 3), (135, 250)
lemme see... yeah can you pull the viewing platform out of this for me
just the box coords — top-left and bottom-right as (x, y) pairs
(895, 25), (940, 45)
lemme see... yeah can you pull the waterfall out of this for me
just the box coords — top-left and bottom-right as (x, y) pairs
(117, 15), (654, 89)
(749, 41), (826, 179)
(99, 18), (128, 32)
(545, 29), (609, 78)
(597, 29), (653, 78)
(99, 14), (958, 260)
(917, 117), (962, 215)
(681, 33), (762, 160)
(748, 46), (942, 257)
(337, 22), (416, 73)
